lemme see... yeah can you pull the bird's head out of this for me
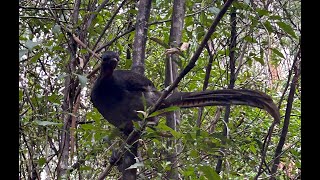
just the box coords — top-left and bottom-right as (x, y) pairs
(101, 51), (120, 69)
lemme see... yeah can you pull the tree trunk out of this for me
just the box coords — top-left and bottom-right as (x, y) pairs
(122, 0), (152, 179)
(131, 0), (152, 75)
(165, 0), (185, 178)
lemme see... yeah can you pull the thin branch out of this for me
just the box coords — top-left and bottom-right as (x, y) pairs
(70, 93), (81, 158)
(254, 122), (277, 179)
(92, 0), (128, 51)
(19, 6), (84, 11)
(197, 43), (215, 127)
(83, 0), (110, 34)
(277, 39), (301, 109)
(19, 16), (56, 21)
(21, 131), (41, 179)
(95, 26), (135, 53)
(148, 2), (215, 26)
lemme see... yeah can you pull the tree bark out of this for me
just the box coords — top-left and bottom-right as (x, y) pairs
(121, 0), (152, 179)
(165, 0), (185, 178)
(131, 0), (152, 75)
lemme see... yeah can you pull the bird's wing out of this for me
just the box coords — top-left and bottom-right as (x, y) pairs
(113, 70), (158, 92)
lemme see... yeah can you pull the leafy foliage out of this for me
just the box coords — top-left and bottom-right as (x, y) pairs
(19, 0), (300, 179)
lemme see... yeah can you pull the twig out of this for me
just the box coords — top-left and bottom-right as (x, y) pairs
(19, 6), (84, 11)
(254, 122), (276, 179)
(19, 16), (56, 21)
(92, 0), (128, 51)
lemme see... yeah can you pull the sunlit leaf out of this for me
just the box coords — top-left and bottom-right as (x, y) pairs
(75, 74), (88, 88)
(256, 9), (269, 16)
(19, 49), (28, 60)
(199, 165), (221, 180)
(35, 120), (62, 126)
(30, 52), (44, 63)
(244, 0), (250, 5)
(52, 24), (61, 34)
(249, 144), (257, 154)
(57, 73), (69, 80)
(276, 21), (298, 39)
(209, 7), (220, 15)
(80, 166), (92, 170)
(263, 21), (273, 33)
(38, 157), (46, 166)
(244, 36), (257, 43)
(126, 162), (144, 169)
(149, 106), (180, 118)
(25, 40), (41, 51)
(271, 48), (285, 59)
(253, 57), (264, 65)
(81, 124), (94, 130)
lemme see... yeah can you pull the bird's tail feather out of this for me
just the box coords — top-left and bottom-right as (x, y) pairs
(161, 89), (280, 123)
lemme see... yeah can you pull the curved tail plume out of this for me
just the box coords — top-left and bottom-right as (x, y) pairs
(161, 89), (280, 123)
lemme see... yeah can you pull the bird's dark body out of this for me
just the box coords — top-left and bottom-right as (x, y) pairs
(91, 69), (161, 134)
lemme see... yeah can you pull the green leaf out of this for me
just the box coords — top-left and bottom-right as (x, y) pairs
(249, 144), (257, 154)
(136, 112), (145, 120)
(81, 124), (94, 130)
(244, 0), (250, 5)
(80, 166), (92, 171)
(30, 52), (44, 63)
(253, 57), (264, 65)
(35, 120), (62, 126)
(183, 166), (196, 176)
(256, 9), (269, 16)
(263, 21), (273, 33)
(149, 106), (180, 118)
(38, 157), (46, 166)
(271, 48), (285, 59)
(244, 36), (257, 43)
(52, 46), (65, 51)
(19, 90), (23, 101)
(190, 149), (199, 158)
(209, 7), (220, 15)
(25, 40), (41, 50)
(141, 93), (147, 111)
(157, 123), (182, 138)
(52, 24), (61, 34)
(276, 21), (298, 39)
(127, 162), (144, 169)
(128, 9), (138, 14)
(199, 165), (221, 180)
(75, 74), (88, 88)
(48, 94), (60, 104)
(269, 15), (282, 20)
(57, 73), (69, 80)
(19, 49), (28, 60)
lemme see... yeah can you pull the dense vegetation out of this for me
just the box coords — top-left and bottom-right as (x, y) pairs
(19, 0), (300, 179)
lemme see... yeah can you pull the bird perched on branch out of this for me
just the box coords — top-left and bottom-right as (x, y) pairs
(90, 51), (280, 177)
